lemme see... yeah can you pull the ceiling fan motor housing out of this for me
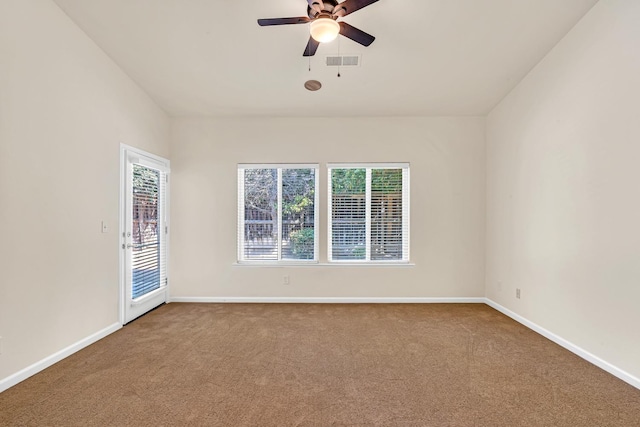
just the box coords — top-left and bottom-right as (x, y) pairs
(307, 0), (340, 19)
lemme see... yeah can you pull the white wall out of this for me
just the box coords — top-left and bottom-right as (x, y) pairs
(170, 117), (485, 299)
(0, 0), (169, 381)
(486, 0), (640, 380)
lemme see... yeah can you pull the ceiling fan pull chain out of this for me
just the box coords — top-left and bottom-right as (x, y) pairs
(337, 33), (341, 77)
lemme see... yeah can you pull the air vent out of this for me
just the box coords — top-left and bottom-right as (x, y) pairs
(326, 56), (343, 66)
(325, 55), (361, 67)
(342, 55), (359, 66)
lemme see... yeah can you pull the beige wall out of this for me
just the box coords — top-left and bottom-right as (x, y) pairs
(486, 0), (640, 379)
(0, 0), (169, 380)
(4, 0), (636, 394)
(169, 117), (486, 299)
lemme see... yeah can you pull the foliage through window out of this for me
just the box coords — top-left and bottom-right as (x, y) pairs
(238, 165), (318, 262)
(329, 164), (409, 262)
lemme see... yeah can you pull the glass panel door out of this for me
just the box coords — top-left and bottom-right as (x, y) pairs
(121, 146), (169, 324)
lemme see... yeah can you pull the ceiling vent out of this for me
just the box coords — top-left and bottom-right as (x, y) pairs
(325, 55), (361, 67)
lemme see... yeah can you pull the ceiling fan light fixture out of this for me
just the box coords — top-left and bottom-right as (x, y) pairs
(310, 17), (340, 43)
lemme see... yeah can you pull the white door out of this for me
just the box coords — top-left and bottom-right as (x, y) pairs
(121, 146), (170, 324)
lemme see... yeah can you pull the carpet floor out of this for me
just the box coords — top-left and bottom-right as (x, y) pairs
(1, 303), (639, 426)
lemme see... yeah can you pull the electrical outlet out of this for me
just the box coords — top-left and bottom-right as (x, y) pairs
(516, 288), (521, 299)
(283, 275), (290, 285)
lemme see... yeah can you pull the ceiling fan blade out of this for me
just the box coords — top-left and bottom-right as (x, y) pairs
(334, 0), (379, 17)
(303, 37), (320, 57)
(257, 17), (310, 26)
(338, 22), (375, 46)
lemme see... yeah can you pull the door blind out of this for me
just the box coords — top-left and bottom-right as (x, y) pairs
(131, 164), (166, 299)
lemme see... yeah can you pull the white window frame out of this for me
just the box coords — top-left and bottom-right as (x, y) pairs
(327, 163), (410, 263)
(238, 163), (319, 264)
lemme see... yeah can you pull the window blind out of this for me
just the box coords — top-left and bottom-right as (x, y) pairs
(241, 168), (278, 260)
(330, 168), (366, 260)
(328, 164), (409, 262)
(238, 165), (318, 262)
(371, 168), (404, 260)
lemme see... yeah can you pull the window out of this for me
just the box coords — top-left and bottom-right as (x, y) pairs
(238, 164), (318, 262)
(328, 163), (409, 262)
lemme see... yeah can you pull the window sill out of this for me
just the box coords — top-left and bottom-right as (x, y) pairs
(233, 262), (415, 268)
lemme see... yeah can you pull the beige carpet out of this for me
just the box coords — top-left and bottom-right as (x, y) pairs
(1, 303), (639, 426)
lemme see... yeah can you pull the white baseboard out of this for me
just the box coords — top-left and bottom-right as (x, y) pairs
(485, 298), (640, 390)
(168, 296), (486, 304)
(0, 322), (122, 394)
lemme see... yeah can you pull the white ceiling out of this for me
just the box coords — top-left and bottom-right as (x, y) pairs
(52, 0), (598, 117)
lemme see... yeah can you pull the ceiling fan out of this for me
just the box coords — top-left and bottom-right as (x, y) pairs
(257, 0), (380, 57)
